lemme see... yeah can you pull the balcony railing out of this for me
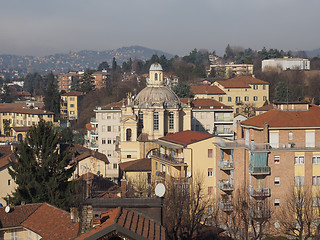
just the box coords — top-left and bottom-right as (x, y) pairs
(90, 143), (98, 149)
(90, 130), (98, 135)
(249, 186), (270, 198)
(218, 160), (234, 170)
(214, 130), (234, 135)
(90, 118), (98, 124)
(218, 200), (234, 212)
(250, 209), (271, 220)
(215, 118), (233, 123)
(150, 149), (184, 164)
(218, 180), (234, 191)
(248, 165), (270, 175)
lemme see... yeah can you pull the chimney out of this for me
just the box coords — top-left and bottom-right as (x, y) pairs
(70, 207), (79, 223)
(120, 179), (127, 197)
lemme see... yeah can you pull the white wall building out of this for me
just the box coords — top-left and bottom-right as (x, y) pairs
(262, 57), (310, 72)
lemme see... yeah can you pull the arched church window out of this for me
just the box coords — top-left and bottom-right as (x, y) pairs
(155, 73), (158, 81)
(126, 128), (132, 141)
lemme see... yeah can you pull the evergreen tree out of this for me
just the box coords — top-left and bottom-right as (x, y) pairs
(97, 61), (110, 71)
(112, 57), (117, 71)
(274, 81), (290, 102)
(44, 72), (60, 119)
(80, 70), (94, 93)
(172, 81), (194, 98)
(7, 120), (75, 210)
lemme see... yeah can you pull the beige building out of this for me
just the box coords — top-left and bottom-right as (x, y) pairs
(60, 91), (83, 120)
(212, 76), (269, 114)
(209, 63), (253, 79)
(0, 103), (54, 138)
(0, 145), (16, 206)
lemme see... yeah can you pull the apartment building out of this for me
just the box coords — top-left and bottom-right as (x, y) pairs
(214, 103), (320, 232)
(60, 91), (83, 120)
(190, 85), (226, 99)
(262, 57), (310, 72)
(91, 70), (109, 89)
(0, 103), (54, 138)
(212, 76), (269, 114)
(208, 63), (253, 79)
(57, 72), (78, 92)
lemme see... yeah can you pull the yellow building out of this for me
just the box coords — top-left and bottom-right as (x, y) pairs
(209, 63), (253, 79)
(149, 130), (216, 196)
(60, 91), (83, 120)
(0, 103), (54, 138)
(212, 76), (269, 114)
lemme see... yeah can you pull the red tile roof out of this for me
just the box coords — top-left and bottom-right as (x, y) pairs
(119, 158), (151, 172)
(61, 91), (83, 96)
(180, 98), (232, 109)
(215, 76), (269, 89)
(0, 203), (79, 240)
(75, 207), (166, 240)
(69, 144), (109, 164)
(0, 145), (15, 169)
(159, 130), (214, 146)
(190, 85), (225, 95)
(0, 103), (53, 115)
(11, 126), (31, 132)
(100, 101), (123, 110)
(241, 104), (320, 128)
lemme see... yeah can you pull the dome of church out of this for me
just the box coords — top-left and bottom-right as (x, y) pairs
(134, 86), (179, 106)
(149, 63), (163, 71)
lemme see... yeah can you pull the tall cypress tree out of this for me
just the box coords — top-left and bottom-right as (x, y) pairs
(44, 72), (60, 119)
(7, 120), (75, 210)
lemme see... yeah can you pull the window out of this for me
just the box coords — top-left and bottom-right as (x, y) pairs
(8, 179), (10, 185)
(107, 126), (112, 132)
(274, 156), (280, 164)
(155, 73), (158, 81)
(169, 112), (174, 130)
(219, 96), (223, 102)
(139, 112), (144, 129)
(153, 112), (159, 130)
(155, 162), (158, 170)
(244, 96), (249, 101)
(70, 97), (75, 101)
(274, 198), (280, 206)
(101, 125), (106, 132)
(208, 149), (213, 158)
(208, 187), (213, 195)
(274, 177), (280, 185)
(263, 96), (267, 101)
(228, 97), (232, 102)
(235, 96), (241, 103)
(127, 155), (131, 159)
(295, 176), (305, 186)
(253, 84), (258, 90)
(113, 163), (117, 169)
(126, 128), (132, 141)
(253, 96), (258, 101)
(70, 111), (75, 115)
(208, 168), (213, 177)
(313, 155), (320, 164)
(147, 173), (152, 184)
(107, 139), (112, 144)
(107, 114), (111, 119)
(295, 155), (305, 165)
(102, 138), (106, 144)
(312, 176), (320, 186)
(70, 104), (75, 108)
(289, 132), (293, 141)
(263, 85), (266, 90)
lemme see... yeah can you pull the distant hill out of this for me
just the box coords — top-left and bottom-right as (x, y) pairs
(0, 46), (174, 78)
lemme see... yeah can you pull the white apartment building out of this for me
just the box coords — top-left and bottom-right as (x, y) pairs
(262, 57), (310, 72)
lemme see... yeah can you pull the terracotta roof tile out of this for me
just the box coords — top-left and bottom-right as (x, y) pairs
(0, 145), (15, 169)
(61, 91), (83, 96)
(119, 158), (151, 172)
(241, 105), (320, 128)
(180, 98), (232, 109)
(75, 207), (166, 240)
(190, 85), (226, 95)
(12, 126), (31, 132)
(0, 203), (79, 240)
(216, 76), (269, 88)
(159, 130), (214, 146)
(0, 103), (53, 115)
(100, 101), (123, 110)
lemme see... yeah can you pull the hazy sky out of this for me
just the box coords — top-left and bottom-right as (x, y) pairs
(1, 0), (319, 57)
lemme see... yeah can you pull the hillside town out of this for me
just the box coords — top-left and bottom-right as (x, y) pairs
(1, 49), (320, 240)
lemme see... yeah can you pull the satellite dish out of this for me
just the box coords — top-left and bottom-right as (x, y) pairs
(5, 206), (10, 213)
(187, 172), (192, 178)
(155, 183), (166, 197)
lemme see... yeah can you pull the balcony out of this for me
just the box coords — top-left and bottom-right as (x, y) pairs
(90, 118), (98, 124)
(90, 130), (98, 136)
(218, 200), (234, 212)
(218, 160), (234, 170)
(249, 186), (270, 198)
(214, 129), (234, 136)
(248, 165), (270, 175)
(218, 180), (234, 191)
(214, 118), (233, 123)
(250, 208), (271, 220)
(150, 149), (184, 164)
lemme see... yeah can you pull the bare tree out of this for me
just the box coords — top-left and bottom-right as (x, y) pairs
(125, 173), (154, 197)
(277, 186), (320, 240)
(164, 175), (212, 240)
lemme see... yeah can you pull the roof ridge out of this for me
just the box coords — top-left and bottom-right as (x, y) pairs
(19, 203), (43, 224)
